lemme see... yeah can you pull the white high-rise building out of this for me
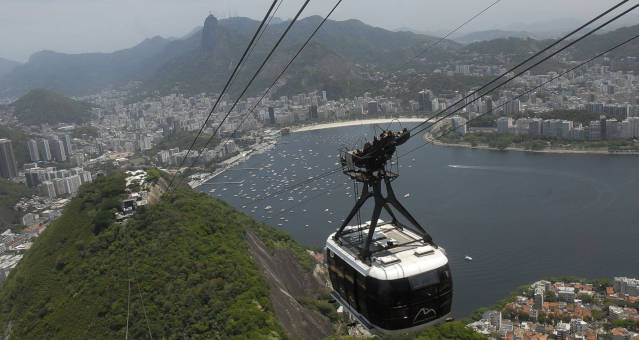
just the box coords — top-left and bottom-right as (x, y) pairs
(53, 178), (67, 196)
(27, 139), (39, 162)
(534, 288), (544, 310)
(38, 138), (51, 161)
(41, 181), (56, 199)
(65, 175), (82, 195)
(451, 116), (468, 135)
(482, 310), (502, 330)
(497, 117), (513, 134)
(628, 117), (639, 138)
(614, 277), (639, 296)
(570, 319), (588, 335)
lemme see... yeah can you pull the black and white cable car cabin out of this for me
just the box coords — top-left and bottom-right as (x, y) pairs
(325, 128), (452, 334)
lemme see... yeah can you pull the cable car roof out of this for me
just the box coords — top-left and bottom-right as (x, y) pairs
(327, 220), (448, 281)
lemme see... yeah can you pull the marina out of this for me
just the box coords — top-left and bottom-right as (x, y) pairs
(197, 123), (639, 318)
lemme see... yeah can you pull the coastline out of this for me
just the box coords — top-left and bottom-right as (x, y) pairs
(292, 118), (428, 133)
(193, 119), (429, 188)
(425, 133), (639, 155)
(189, 141), (276, 188)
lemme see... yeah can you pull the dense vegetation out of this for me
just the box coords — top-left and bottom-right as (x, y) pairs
(71, 125), (99, 138)
(327, 322), (488, 340)
(0, 178), (35, 227)
(150, 130), (220, 154)
(10, 88), (93, 125)
(0, 171), (291, 339)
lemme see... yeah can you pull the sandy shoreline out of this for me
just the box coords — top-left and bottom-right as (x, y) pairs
(292, 118), (429, 132)
(425, 134), (639, 156)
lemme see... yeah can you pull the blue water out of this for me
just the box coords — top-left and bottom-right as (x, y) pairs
(197, 123), (639, 318)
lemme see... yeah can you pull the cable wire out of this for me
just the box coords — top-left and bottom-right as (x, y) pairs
(409, 0), (502, 62)
(228, 0), (286, 96)
(331, 0), (634, 175)
(170, 0), (312, 192)
(166, 0), (279, 191)
(189, 0), (344, 171)
(254, 28), (639, 229)
(401, 30), (639, 158)
(170, 0), (491, 187)
(125, 277), (130, 340)
(410, 2), (639, 137)
(123, 223), (154, 340)
(409, 0), (632, 135)
(246, 1), (638, 203)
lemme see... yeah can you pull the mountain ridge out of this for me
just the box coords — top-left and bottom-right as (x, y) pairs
(0, 57), (20, 79)
(1, 17), (638, 99)
(0, 15), (443, 98)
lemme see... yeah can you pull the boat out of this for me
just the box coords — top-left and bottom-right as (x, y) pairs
(404, 193), (411, 198)
(464, 256), (473, 261)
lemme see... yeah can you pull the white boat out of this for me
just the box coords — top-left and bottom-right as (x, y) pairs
(464, 256), (473, 261)
(404, 193), (410, 198)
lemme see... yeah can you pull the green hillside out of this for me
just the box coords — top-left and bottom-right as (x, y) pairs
(0, 178), (35, 227)
(10, 88), (93, 125)
(0, 171), (288, 339)
(0, 169), (486, 339)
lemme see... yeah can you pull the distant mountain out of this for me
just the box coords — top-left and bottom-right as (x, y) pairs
(464, 37), (552, 56)
(147, 15), (433, 98)
(11, 88), (93, 125)
(454, 30), (538, 44)
(569, 23), (639, 60)
(0, 36), (174, 97)
(0, 15), (446, 98)
(2, 14), (636, 100)
(464, 24), (639, 61)
(503, 18), (584, 38)
(0, 57), (20, 79)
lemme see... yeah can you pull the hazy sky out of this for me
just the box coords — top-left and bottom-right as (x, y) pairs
(0, 0), (632, 62)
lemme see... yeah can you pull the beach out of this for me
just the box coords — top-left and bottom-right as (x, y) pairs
(292, 118), (429, 133)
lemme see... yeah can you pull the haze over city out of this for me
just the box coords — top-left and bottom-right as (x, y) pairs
(1, 0), (639, 338)
(0, 0), (635, 61)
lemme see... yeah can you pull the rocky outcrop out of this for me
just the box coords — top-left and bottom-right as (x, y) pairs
(245, 230), (333, 340)
(201, 15), (219, 52)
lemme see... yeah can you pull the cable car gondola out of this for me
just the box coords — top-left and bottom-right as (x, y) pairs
(325, 128), (452, 334)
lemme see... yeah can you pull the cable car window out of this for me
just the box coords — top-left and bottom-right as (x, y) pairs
(408, 270), (440, 290)
(440, 265), (451, 281)
(438, 265), (452, 292)
(355, 272), (368, 317)
(371, 278), (411, 307)
(344, 266), (357, 307)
